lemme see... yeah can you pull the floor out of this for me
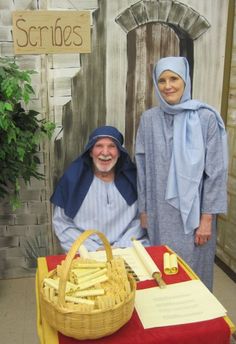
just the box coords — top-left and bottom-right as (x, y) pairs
(0, 264), (235, 344)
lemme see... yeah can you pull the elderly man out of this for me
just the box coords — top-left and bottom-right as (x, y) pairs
(50, 125), (149, 252)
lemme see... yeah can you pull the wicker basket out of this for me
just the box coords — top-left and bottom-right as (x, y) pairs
(40, 230), (136, 340)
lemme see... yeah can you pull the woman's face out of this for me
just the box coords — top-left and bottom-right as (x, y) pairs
(157, 70), (185, 105)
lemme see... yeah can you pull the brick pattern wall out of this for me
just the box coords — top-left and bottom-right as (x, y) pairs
(0, 0), (98, 279)
(216, 4), (236, 275)
(0, 0), (52, 278)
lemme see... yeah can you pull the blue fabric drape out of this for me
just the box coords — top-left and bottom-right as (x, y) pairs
(153, 56), (228, 234)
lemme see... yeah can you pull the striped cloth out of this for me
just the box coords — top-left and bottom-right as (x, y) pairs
(53, 176), (149, 252)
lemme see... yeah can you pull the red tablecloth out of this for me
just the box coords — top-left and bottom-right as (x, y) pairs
(41, 246), (231, 344)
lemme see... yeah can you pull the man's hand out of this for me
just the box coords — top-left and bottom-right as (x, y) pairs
(194, 214), (213, 246)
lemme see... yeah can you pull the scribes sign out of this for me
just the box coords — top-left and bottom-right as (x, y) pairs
(12, 11), (91, 54)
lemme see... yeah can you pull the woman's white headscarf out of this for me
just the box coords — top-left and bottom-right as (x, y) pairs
(153, 56), (228, 234)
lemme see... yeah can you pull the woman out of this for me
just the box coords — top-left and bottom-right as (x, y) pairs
(135, 56), (228, 290)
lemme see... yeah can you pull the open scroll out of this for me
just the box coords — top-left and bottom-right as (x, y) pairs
(132, 239), (166, 288)
(81, 241), (166, 287)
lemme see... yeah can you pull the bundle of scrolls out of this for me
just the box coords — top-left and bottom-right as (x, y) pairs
(40, 230), (136, 340)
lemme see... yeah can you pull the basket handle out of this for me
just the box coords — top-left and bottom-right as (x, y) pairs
(58, 229), (113, 308)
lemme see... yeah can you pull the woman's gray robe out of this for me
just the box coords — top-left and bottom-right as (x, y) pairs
(135, 107), (227, 290)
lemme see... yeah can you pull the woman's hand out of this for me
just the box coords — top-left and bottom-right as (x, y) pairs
(140, 212), (148, 229)
(194, 214), (213, 246)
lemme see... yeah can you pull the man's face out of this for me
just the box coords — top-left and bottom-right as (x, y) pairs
(90, 137), (120, 174)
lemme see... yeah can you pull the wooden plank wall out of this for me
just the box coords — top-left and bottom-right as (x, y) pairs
(0, 0), (235, 279)
(216, 1), (236, 276)
(125, 23), (179, 156)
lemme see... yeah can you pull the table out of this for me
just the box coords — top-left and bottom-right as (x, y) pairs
(36, 246), (235, 344)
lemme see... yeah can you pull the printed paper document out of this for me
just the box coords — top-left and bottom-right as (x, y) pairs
(135, 279), (227, 328)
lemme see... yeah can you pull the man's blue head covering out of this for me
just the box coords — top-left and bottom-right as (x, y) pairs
(82, 126), (128, 163)
(50, 125), (137, 218)
(84, 126), (124, 151)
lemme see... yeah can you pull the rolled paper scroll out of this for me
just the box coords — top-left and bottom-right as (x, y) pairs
(78, 244), (90, 258)
(163, 252), (178, 275)
(132, 239), (166, 289)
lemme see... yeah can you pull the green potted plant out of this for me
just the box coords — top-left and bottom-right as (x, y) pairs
(0, 56), (55, 209)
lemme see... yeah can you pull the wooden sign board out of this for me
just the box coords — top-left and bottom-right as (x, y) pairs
(12, 11), (91, 54)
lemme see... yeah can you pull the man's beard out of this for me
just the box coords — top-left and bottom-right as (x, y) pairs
(93, 155), (118, 173)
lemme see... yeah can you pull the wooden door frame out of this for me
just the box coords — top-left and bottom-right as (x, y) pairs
(221, 0), (235, 125)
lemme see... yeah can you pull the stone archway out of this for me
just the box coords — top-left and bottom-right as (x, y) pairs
(115, 0), (210, 156)
(115, 1), (210, 40)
